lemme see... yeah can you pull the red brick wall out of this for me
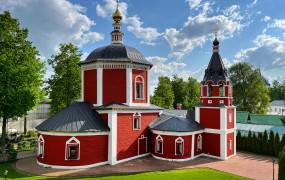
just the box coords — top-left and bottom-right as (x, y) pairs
(227, 108), (235, 129)
(227, 132), (235, 157)
(103, 69), (126, 104)
(200, 108), (220, 129)
(84, 69), (97, 104)
(117, 113), (158, 161)
(151, 133), (192, 159)
(202, 133), (220, 157)
(132, 69), (148, 103)
(37, 134), (108, 166)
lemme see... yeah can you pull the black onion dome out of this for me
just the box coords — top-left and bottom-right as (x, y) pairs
(81, 43), (152, 67)
(213, 38), (219, 46)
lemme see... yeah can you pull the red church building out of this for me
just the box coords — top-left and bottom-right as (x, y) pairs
(36, 3), (236, 169)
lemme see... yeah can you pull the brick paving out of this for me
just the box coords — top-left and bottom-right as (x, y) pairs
(15, 152), (278, 180)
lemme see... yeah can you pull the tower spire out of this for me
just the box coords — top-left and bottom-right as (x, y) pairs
(213, 30), (219, 53)
(111, 0), (123, 44)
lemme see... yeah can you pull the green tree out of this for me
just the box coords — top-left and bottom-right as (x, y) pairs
(151, 77), (174, 109)
(0, 11), (44, 159)
(281, 135), (285, 151)
(47, 43), (82, 114)
(269, 131), (275, 156)
(229, 62), (270, 114)
(184, 77), (200, 109)
(236, 130), (242, 150)
(275, 133), (280, 157)
(171, 75), (187, 109)
(247, 131), (252, 152)
(252, 133), (257, 153)
(279, 146), (285, 180)
(262, 131), (269, 155)
(270, 80), (285, 101)
(257, 132), (263, 154)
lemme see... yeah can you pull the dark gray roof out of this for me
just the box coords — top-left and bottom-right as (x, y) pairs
(150, 114), (203, 132)
(95, 102), (163, 111)
(271, 100), (285, 107)
(80, 43), (152, 66)
(36, 102), (109, 132)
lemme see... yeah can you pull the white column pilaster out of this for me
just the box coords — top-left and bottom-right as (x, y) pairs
(234, 107), (237, 155)
(195, 107), (200, 123)
(147, 70), (150, 105)
(220, 108), (227, 131)
(191, 134), (195, 159)
(81, 68), (84, 101)
(220, 132), (227, 160)
(126, 68), (132, 105)
(108, 111), (117, 165)
(97, 68), (103, 106)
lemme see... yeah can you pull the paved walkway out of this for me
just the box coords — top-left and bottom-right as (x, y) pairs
(15, 152), (278, 180)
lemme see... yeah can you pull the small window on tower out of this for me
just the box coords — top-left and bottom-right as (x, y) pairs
(135, 76), (144, 100)
(207, 83), (213, 97)
(175, 137), (184, 155)
(219, 83), (225, 96)
(65, 137), (80, 160)
(133, 113), (141, 130)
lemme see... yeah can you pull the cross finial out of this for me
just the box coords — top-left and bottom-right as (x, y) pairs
(116, 0), (119, 10)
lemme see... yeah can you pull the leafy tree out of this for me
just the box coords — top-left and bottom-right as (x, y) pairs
(236, 130), (242, 149)
(229, 62), (270, 114)
(279, 146), (285, 180)
(247, 131), (252, 151)
(269, 131), (275, 156)
(281, 135), (285, 151)
(47, 43), (82, 114)
(270, 80), (285, 101)
(257, 132), (263, 154)
(262, 131), (269, 155)
(171, 75), (187, 109)
(275, 133), (280, 157)
(0, 11), (44, 159)
(151, 76), (174, 109)
(252, 133), (257, 153)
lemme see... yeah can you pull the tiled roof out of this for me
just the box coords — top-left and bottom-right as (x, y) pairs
(94, 102), (163, 111)
(236, 111), (250, 123)
(236, 111), (285, 126)
(36, 102), (109, 132)
(271, 100), (285, 107)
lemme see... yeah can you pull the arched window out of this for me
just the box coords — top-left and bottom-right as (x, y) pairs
(175, 137), (184, 155)
(133, 112), (141, 130)
(197, 134), (202, 151)
(155, 135), (163, 154)
(37, 135), (44, 158)
(219, 82), (225, 96)
(135, 76), (144, 100)
(207, 83), (212, 97)
(65, 137), (80, 160)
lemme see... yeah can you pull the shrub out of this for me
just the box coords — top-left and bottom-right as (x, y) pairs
(275, 133), (281, 157)
(7, 143), (17, 161)
(279, 147), (285, 180)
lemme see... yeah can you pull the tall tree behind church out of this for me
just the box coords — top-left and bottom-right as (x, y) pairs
(47, 43), (81, 114)
(151, 77), (174, 109)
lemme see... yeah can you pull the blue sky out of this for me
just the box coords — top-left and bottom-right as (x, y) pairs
(1, 0), (285, 94)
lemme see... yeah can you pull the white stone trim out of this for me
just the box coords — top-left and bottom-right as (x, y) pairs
(97, 68), (103, 106)
(81, 68), (84, 101)
(191, 135), (194, 158)
(151, 129), (204, 136)
(220, 133), (227, 160)
(126, 68), (132, 105)
(37, 160), (108, 170)
(195, 107), (200, 123)
(38, 131), (109, 136)
(134, 75), (145, 100)
(155, 135), (163, 154)
(81, 62), (149, 70)
(197, 134), (202, 151)
(108, 111), (117, 165)
(65, 137), (80, 160)
(152, 154), (194, 162)
(204, 128), (234, 134)
(175, 137), (184, 155)
(220, 108), (226, 131)
(234, 107), (236, 129)
(128, 102), (150, 106)
(37, 135), (44, 158)
(115, 153), (150, 165)
(234, 129), (236, 155)
(147, 70), (150, 104)
(97, 109), (162, 114)
(138, 135), (147, 155)
(200, 97), (233, 99)
(133, 112), (141, 130)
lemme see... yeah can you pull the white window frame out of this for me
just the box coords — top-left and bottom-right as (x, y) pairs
(197, 134), (202, 151)
(208, 100), (212, 104)
(175, 137), (184, 155)
(219, 100), (224, 104)
(133, 112), (141, 130)
(65, 137), (80, 160)
(155, 135), (163, 154)
(37, 135), (44, 158)
(134, 75), (144, 100)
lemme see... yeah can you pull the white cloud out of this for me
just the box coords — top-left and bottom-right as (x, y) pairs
(96, 0), (161, 45)
(271, 19), (285, 30)
(262, 16), (271, 22)
(0, 0), (104, 59)
(164, 4), (243, 59)
(247, 0), (258, 8)
(186, 0), (202, 9)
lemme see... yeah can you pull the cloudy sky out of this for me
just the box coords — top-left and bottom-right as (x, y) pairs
(1, 0), (285, 94)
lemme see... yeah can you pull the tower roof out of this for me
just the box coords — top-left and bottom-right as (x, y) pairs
(203, 37), (228, 84)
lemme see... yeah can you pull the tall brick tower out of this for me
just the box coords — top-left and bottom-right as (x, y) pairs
(195, 34), (236, 160)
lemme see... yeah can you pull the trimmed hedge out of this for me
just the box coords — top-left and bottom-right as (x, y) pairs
(237, 130), (284, 157)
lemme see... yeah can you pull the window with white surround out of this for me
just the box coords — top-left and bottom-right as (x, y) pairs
(208, 100), (212, 104)
(207, 83), (212, 97)
(37, 135), (44, 158)
(65, 137), (80, 160)
(133, 112), (141, 130)
(197, 134), (202, 151)
(219, 83), (225, 96)
(155, 135), (163, 154)
(229, 139), (232, 150)
(135, 76), (144, 100)
(175, 137), (184, 155)
(219, 100), (224, 104)
(229, 112), (232, 123)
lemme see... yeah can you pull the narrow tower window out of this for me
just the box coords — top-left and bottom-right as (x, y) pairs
(133, 112), (141, 130)
(155, 135), (163, 154)
(135, 76), (144, 99)
(37, 135), (44, 158)
(65, 137), (80, 160)
(219, 82), (225, 96)
(175, 137), (184, 155)
(207, 83), (212, 97)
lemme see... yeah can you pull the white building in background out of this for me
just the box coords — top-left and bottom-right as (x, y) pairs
(268, 100), (285, 116)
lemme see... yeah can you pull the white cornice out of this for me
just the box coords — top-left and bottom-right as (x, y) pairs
(38, 131), (109, 136)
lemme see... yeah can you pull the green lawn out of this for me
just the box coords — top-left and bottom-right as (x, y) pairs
(0, 162), (249, 180)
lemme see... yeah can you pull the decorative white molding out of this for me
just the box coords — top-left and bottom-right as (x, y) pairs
(37, 135), (44, 158)
(200, 97), (233, 99)
(133, 112), (141, 130)
(38, 131), (109, 136)
(175, 137), (184, 155)
(155, 135), (163, 154)
(195, 107), (200, 123)
(115, 153), (150, 165)
(37, 160), (108, 170)
(152, 154), (194, 162)
(126, 68), (132, 105)
(220, 133), (227, 160)
(220, 108), (227, 131)
(134, 75), (145, 100)
(97, 109), (161, 114)
(147, 71), (150, 104)
(234, 129), (237, 156)
(97, 68), (103, 106)
(191, 135), (194, 158)
(204, 128), (234, 134)
(108, 111), (117, 165)
(65, 137), (80, 160)
(81, 62), (149, 70)
(81, 68), (84, 101)
(152, 130), (204, 136)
